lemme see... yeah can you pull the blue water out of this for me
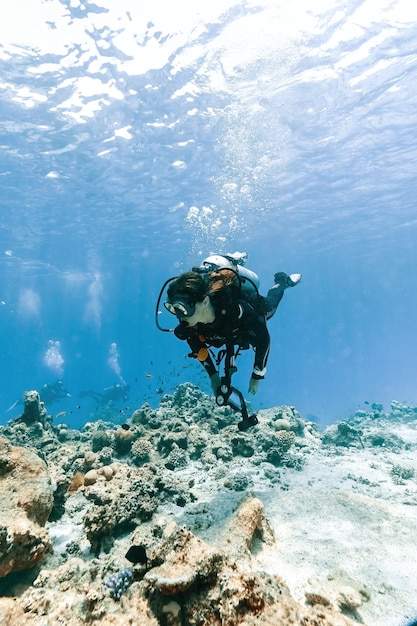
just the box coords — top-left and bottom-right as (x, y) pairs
(1, 0), (417, 427)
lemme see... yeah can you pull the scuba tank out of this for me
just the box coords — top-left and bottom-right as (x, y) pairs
(198, 252), (260, 297)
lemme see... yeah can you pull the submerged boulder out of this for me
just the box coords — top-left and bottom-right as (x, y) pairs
(0, 438), (54, 577)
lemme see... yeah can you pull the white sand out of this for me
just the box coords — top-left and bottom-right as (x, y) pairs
(160, 415), (417, 626)
(258, 447), (417, 626)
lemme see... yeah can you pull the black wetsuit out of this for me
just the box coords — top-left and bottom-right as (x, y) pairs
(40, 381), (71, 405)
(174, 283), (285, 380)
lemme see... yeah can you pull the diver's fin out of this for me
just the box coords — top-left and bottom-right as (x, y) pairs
(274, 272), (302, 288)
(238, 414), (259, 431)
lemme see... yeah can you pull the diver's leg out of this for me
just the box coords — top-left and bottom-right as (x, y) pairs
(264, 273), (302, 320)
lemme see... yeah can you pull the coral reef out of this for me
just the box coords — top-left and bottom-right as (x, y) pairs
(1, 383), (417, 625)
(103, 566), (134, 600)
(0, 497), (356, 626)
(83, 464), (159, 553)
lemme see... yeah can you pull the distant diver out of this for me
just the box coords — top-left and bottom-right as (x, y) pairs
(156, 252), (301, 430)
(3, 379), (71, 414)
(78, 383), (130, 404)
(40, 380), (71, 405)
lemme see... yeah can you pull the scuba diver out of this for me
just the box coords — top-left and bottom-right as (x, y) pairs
(156, 252), (301, 430)
(78, 383), (130, 404)
(3, 379), (71, 415)
(40, 380), (71, 405)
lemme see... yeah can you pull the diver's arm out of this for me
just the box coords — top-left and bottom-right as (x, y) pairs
(174, 323), (217, 377)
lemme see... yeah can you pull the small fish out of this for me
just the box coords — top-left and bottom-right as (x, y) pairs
(145, 373), (153, 378)
(125, 545), (147, 564)
(56, 411), (67, 419)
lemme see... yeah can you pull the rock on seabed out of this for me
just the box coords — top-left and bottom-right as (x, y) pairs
(0, 438), (54, 578)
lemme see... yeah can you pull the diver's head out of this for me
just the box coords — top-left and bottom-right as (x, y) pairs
(164, 271), (214, 324)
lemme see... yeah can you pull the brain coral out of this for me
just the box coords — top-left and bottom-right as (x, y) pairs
(265, 430), (296, 466)
(131, 438), (153, 465)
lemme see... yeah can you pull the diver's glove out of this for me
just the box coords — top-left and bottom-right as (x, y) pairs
(248, 367), (265, 395)
(248, 376), (260, 395)
(210, 373), (221, 395)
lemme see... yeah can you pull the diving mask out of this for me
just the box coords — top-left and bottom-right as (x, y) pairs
(164, 298), (196, 318)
